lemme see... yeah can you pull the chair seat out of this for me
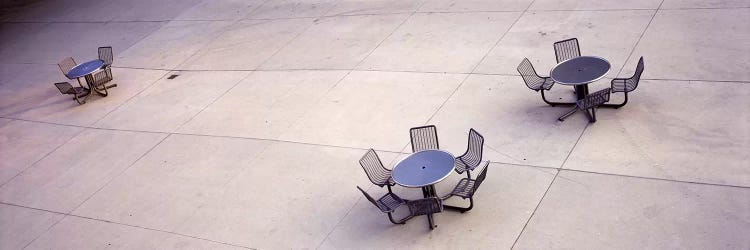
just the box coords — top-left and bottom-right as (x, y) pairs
(450, 178), (477, 199)
(376, 192), (406, 213)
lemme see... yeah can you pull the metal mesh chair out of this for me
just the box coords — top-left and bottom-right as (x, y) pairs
(441, 162), (489, 213)
(575, 88), (611, 122)
(455, 128), (484, 178)
(54, 82), (89, 104)
(406, 197), (443, 229)
(410, 125), (439, 153)
(357, 186), (409, 224)
(609, 57), (644, 108)
(360, 149), (395, 193)
(98, 46), (113, 67)
(518, 58), (565, 106)
(58, 57), (77, 79)
(554, 38), (581, 63)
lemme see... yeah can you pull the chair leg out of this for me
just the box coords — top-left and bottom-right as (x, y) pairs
(601, 92), (628, 109)
(443, 197), (473, 213)
(541, 90), (575, 106)
(73, 95), (86, 104)
(388, 213), (412, 224)
(558, 107), (577, 121)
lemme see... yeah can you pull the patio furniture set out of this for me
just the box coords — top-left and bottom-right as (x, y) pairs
(54, 46), (117, 104)
(518, 38), (645, 122)
(358, 125), (488, 230)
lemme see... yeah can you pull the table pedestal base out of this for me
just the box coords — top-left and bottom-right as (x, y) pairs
(558, 84), (596, 122)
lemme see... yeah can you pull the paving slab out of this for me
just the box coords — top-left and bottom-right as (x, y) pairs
(623, 9), (750, 81)
(564, 80), (750, 186)
(0, 204), (64, 250)
(110, 0), (203, 22)
(0, 22), (163, 65)
(178, 18), (313, 70)
(474, 10), (654, 78)
(175, 142), (398, 249)
(1, 0), (116, 22)
(247, 0), (340, 19)
(515, 170), (750, 249)
(260, 14), (409, 70)
(358, 12), (521, 73)
(25, 215), (246, 249)
(0, 118), (10, 127)
(0, 129), (166, 213)
(279, 70), (465, 151)
(173, 0), (266, 21)
(16, 68), (168, 126)
(95, 71), (249, 133)
(73, 134), (269, 232)
(428, 74), (589, 168)
(417, 0), (532, 12)
(115, 21), (233, 69)
(0, 120), (82, 185)
(661, 0), (750, 9)
(0, 64), (66, 117)
(325, 0), (422, 16)
(529, 0), (661, 10)
(179, 70), (347, 139)
(320, 163), (556, 249)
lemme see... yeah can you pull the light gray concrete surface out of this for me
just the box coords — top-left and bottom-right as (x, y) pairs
(0, 0), (748, 249)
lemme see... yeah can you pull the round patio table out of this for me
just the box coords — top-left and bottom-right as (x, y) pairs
(392, 149), (455, 229)
(550, 56), (610, 121)
(66, 59), (107, 96)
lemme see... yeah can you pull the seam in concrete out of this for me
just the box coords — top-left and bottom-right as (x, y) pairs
(510, 119), (590, 249)
(2, 114), (749, 189)
(2, 202), (254, 250)
(423, 0), (534, 125)
(313, 1), (433, 247)
(615, 0), (665, 78)
(0, 126), (86, 188)
(3, 6), (748, 24)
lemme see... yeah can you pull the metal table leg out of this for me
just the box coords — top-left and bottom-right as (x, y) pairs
(422, 185), (437, 230)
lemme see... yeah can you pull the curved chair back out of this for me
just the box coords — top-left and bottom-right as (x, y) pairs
(472, 162), (490, 194)
(359, 149), (391, 187)
(459, 128), (484, 168)
(612, 57), (645, 93)
(98, 46), (113, 66)
(410, 125), (439, 153)
(58, 57), (77, 76)
(517, 58), (547, 90)
(554, 38), (581, 63)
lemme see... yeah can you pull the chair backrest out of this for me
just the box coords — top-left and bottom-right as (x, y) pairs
(58, 57), (77, 76)
(459, 128), (484, 167)
(626, 57), (645, 92)
(359, 149), (391, 187)
(410, 125), (439, 153)
(54, 82), (74, 94)
(356, 186), (380, 208)
(554, 38), (581, 63)
(98, 46), (113, 66)
(517, 58), (545, 90)
(578, 88), (611, 110)
(407, 197), (443, 216)
(472, 162), (490, 194)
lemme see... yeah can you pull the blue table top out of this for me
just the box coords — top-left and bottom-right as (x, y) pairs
(550, 56), (610, 85)
(392, 150), (455, 188)
(67, 59), (104, 78)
